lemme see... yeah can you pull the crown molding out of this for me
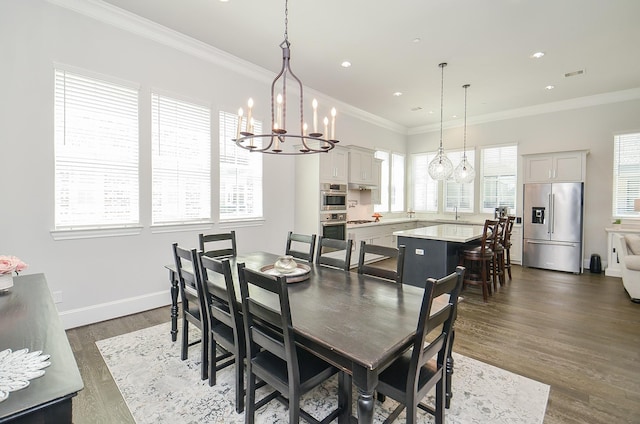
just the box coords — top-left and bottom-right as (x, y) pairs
(46, 0), (407, 135)
(408, 87), (640, 135)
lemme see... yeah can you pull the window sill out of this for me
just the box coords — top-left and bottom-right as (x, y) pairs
(50, 226), (143, 240)
(150, 221), (215, 234)
(219, 218), (265, 229)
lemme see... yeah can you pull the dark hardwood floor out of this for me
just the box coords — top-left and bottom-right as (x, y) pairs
(66, 265), (640, 423)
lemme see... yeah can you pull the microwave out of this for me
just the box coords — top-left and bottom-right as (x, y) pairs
(320, 183), (347, 211)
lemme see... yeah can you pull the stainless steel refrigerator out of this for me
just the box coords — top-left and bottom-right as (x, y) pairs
(523, 182), (584, 273)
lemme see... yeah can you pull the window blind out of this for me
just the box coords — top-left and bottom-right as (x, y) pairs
(613, 132), (640, 217)
(374, 151), (389, 213)
(444, 150), (475, 213)
(219, 111), (263, 220)
(54, 69), (139, 228)
(480, 144), (517, 213)
(151, 94), (211, 225)
(412, 153), (438, 212)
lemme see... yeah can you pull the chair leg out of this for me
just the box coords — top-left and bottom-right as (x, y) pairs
(506, 249), (512, 280)
(201, 330), (209, 381)
(289, 389), (300, 423)
(480, 260), (489, 302)
(181, 317), (189, 360)
(246, 369), (256, 424)
(207, 336), (215, 386)
(235, 347), (245, 413)
(434, 378), (446, 424)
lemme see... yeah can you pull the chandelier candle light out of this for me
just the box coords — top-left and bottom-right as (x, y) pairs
(234, 0), (339, 155)
(453, 84), (476, 183)
(428, 62), (454, 181)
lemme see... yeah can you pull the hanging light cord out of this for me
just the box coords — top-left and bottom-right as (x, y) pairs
(463, 84), (469, 161)
(439, 63), (446, 151)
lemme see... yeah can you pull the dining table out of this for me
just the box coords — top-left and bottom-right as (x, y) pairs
(165, 251), (453, 424)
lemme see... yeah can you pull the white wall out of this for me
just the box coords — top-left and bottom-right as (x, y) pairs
(0, 0), (403, 328)
(407, 99), (640, 266)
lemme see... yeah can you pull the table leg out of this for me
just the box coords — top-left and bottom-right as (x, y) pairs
(353, 366), (377, 424)
(169, 269), (178, 342)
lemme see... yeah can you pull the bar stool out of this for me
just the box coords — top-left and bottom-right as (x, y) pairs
(502, 216), (516, 280)
(489, 218), (507, 290)
(458, 219), (497, 302)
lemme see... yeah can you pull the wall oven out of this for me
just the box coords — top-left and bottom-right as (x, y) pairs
(320, 183), (347, 211)
(321, 212), (347, 241)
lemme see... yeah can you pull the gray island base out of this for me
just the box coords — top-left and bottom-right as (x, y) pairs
(394, 224), (485, 287)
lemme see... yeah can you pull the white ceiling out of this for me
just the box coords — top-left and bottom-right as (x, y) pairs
(100, 0), (640, 130)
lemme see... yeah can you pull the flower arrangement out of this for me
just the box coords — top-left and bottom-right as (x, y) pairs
(0, 256), (28, 275)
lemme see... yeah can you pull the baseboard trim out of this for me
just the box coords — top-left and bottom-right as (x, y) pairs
(59, 290), (171, 330)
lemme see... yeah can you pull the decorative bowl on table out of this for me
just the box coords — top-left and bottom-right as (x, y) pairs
(261, 255), (311, 283)
(274, 255), (298, 274)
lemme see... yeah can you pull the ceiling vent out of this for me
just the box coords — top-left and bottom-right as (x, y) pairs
(564, 69), (585, 78)
(411, 106), (423, 112)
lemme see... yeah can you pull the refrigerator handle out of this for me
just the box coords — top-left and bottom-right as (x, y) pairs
(547, 193), (552, 234)
(550, 193), (555, 234)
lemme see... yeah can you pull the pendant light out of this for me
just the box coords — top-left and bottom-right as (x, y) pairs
(453, 84), (475, 183)
(428, 62), (454, 180)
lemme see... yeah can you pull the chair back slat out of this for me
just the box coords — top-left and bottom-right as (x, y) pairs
(315, 237), (353, 271)
(199, 231), (237, 258)
(285, 231), (317, 263)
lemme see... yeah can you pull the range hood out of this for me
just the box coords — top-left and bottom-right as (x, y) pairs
(348, 182), (378, 191)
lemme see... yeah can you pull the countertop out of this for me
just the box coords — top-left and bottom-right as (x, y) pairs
(393, 223), (486, 243)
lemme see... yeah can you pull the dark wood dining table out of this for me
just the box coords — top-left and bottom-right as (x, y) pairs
(165, 251), (449, 424)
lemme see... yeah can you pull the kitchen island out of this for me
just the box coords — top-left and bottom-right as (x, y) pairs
(394, 224), (485, 287)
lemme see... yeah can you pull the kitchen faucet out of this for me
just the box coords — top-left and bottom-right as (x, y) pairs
(455, 206), (459, 221)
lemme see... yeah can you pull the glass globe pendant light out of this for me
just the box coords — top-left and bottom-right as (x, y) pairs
(428, 62), (454, 181)
(453, 84), (475, 183)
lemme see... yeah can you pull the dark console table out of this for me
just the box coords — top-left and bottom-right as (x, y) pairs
(0, 274), (83, 423)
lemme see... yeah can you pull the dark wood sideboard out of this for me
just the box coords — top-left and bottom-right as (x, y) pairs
(0, 274), (83, 423)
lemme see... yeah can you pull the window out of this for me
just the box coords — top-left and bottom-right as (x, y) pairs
(374, 151), (389, 213)
(613, 132), (640, 217)
(444, 150), (475, 213)
(54, 68), (139, 229)
(480, 144), (517, 213)
(219, 111), (263, 220)
(411, 153), (438, 212)
(151, 94), (211, 225)
(391, 153), (405, 212)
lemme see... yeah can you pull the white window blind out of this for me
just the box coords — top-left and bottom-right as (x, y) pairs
(391, 153), (405, 212)
(219, 111), (263, 220)
(412, 153), (438, 212)
(613, 132), (640, 217)
(152, 94), (211, 225)
(480, 144), (517, 213)
(374, 151), (389, 213)
(444, 150), (475, 213)
(54, 69), (139, 229)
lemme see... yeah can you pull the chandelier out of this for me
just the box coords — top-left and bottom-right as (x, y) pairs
(453, 84), (475, 183)
(234, 0), (339, 155)
(428, 62), (454, 180)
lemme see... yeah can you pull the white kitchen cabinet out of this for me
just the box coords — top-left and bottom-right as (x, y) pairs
(509, 225), (522, 264)
(320, 145), (348, 183)
(348, 147), (377, 186)
(370, 159), (383, 204)
(348, 221), (418, 265)
(523, 150), (588, 183)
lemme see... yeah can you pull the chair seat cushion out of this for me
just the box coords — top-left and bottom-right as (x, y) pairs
(252, 348), (336, 392)
(379, 350), (438, 393)
(461, 245), (493, 259)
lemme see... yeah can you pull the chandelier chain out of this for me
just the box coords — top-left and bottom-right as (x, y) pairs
(284, 0), (289, 42)
(439, 63), (446, 150)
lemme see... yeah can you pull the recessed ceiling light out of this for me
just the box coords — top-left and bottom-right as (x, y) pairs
(531, 51), (545, 59)
(428, 111), (434, 114)
(412, 38), (421, 43)
(341, 61), (351, 68)
(545, 85), (555, 90)
(393, 92), (403, 97)
(452, 115), (458, 118)
(564, 69), (585, 78)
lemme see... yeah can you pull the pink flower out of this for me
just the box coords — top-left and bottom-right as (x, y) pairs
(0, 256), (28, 275)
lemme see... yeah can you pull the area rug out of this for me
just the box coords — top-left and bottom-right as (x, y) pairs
(96, 322), (549, 424)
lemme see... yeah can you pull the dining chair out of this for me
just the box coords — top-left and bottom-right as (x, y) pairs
(315, 236), (353, 271)
(376, 266), (465, 424)
(285, 231), (317, 263)
(357, 241), (406, 284)
(458, 219), (497, 302)
(199, 231), (237, 258)
(237, 263), (344, 424)
(197, 253), (246, 413)
(171, 243), (208, 380)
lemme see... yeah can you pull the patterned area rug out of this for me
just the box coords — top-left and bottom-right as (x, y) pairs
(96, 322), (549, 424)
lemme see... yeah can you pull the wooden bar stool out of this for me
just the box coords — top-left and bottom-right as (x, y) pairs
(489, 218), (507, 290)
(502, 216), (516, 280)
(458, 219), (497, 302)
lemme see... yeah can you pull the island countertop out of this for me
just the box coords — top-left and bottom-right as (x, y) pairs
(393, 224), (485, 243)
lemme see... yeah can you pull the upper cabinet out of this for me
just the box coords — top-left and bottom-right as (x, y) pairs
(320, 145), (348, 183)
(523, 150), (588, 183)
(348, 147), (377, 186)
